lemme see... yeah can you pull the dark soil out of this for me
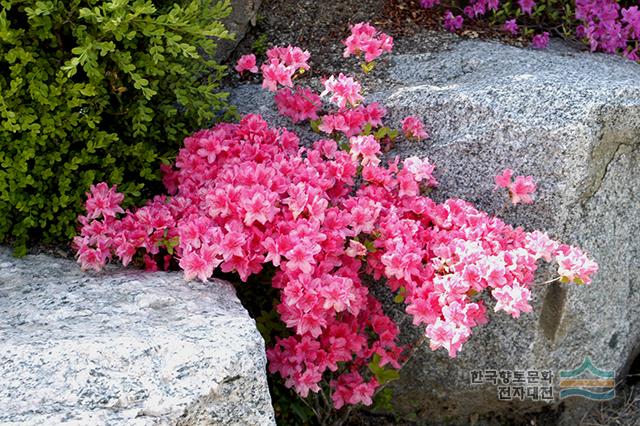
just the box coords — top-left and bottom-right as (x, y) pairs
(229, 0), (545, 81)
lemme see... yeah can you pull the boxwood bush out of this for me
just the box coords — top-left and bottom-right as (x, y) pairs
(0, 0), (234, 255)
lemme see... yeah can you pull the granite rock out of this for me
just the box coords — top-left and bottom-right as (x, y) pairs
(376, 39), (640, 423)
(0, 248), (275, 425)
(230, 39), (640, 422)
(216, 0), (261, 61)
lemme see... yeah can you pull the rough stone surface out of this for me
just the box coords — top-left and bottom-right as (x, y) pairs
(230, 39), (640, 423)
(0, 248), (275, 425)
(216, 0), (261, 61)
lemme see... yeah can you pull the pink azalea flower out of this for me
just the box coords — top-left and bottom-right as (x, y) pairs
(261, 60), (295, 92)
(235, 54), (258, 75)
(342, 22), (393, 63)
(345, 240), (367, 257)
(320, 73), (363, 108)
(267, 46), (311, 71)
(85, 182), (124, 219)
(494, 169), (536, 204)
(402, 115), (429, 141)
(349, 135), (381, 166)
(402, 156), (437, 187)
(425, 318), (470, 358)
(555, 246), (599, 285)
(274, 87), (321, 123)
(75, 97), (598, 410)
(510, 175), (536, 204)
(285, 242), (321, 274)
(492, 281), (533, 318)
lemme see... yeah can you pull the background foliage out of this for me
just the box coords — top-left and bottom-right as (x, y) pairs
(0, 0), (234, 254)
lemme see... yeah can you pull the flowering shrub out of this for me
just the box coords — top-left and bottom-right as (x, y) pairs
(418, 0), (640, 59)
(76, 22), (597, 420)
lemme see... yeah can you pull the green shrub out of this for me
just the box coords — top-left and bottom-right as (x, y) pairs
(0, 0), (235, 255)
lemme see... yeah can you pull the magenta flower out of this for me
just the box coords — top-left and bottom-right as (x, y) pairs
(532, 32), (550, 49)
(503, 19), (519, 35)
(518, 0), (536, 15)
(443, 11), (464, 32)
(420, 0), (441, 8)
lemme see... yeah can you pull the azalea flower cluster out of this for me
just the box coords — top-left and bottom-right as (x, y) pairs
(419, 0), (551, 46)
(342, 22), (394, 63)
(418, 0), (640, 58)
(76, 23), (598, 411)
(75, 113), (597, 402)
(576, 0), (640, 59)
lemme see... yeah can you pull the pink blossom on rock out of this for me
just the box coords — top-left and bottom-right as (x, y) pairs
(75, 98), (599, 409)
(425, 318), (470, 358)
(492, 281), (533, 318)
(320, 73), (363, 108)
(235, 54), (258, 75)
(510, 175), (536, 204)
(525, 230), (560, 262)
(494, 168), (513, 189)
(555, 245), (599, 285)
(402, 115), (429, 140)
(494, 169), (536, 204)
(402, 156), (437, 187)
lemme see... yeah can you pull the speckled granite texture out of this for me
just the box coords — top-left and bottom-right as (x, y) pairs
(216, 0), (261, 61)
(0, 248), (275, 425)
(231, 39), (640, 422)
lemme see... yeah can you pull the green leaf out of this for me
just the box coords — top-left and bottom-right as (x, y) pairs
(361, 61), (376, 74)
(368, 354), (401, 385)
(309, 118), (321, 133)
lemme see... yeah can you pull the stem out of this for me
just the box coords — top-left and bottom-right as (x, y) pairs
(333, 334), (430, 426)
(403, 333), (428, 365)
(495, 196), (512, 218)
(300, 395), (321, 420)
(331, 405), (355, 426)
(532, 276), (561, 286)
